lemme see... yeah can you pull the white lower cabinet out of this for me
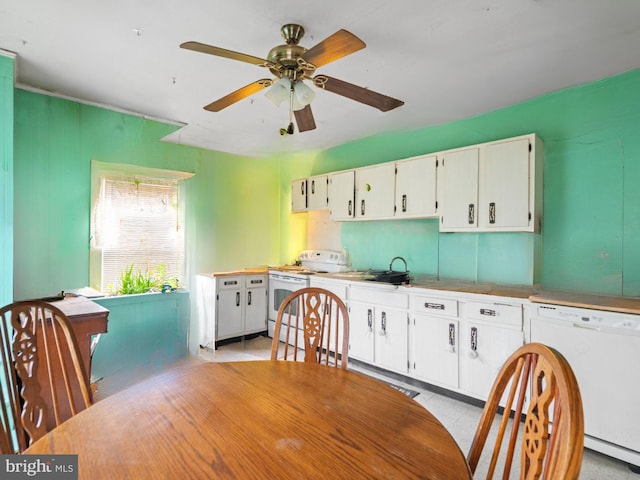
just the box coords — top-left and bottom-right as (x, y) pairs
(409, 291), (525, 402)
(348, 285), (409, 374)
(309, 279), (526, 403)
(244, 276), (268, 335)
(458, 301), (524, 401)
(200, 274), (268, 343)
(411, 295), (460, 389)
(348, 302), (375, 363)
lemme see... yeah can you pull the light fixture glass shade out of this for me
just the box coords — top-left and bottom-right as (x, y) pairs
(292, 80), (315, 111)
(265, 77), (291, 107)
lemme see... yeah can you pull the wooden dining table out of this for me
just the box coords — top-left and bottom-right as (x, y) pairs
(25, 360), (472, 479)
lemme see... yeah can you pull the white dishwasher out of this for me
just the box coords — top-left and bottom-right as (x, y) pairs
(530, 302), (640, 469)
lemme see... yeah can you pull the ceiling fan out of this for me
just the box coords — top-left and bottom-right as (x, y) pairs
(180, 24), (404, 134)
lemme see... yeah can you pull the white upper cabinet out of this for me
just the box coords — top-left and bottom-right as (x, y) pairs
(355, 163), (396, 219)
(439, 147), (480, 230)
(291, 178), (307, 212)
(307, 174), (329, 210)
(439, 134), (543, 232)
(394, 154), (438, 218)
(314, 133), (542, 230)
(479, 137), (534, 229)
(328, 170), (356, 220)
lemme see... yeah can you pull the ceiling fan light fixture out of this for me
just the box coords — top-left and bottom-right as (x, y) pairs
(292, 80), (315, 111)
(265, 77), (291, 106)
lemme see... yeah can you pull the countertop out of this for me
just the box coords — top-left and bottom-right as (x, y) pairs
(201, 268), (268, 277)
(315, 272), (640, 314)
(208, 267), (640, 315)
(316, 272), (539, 300)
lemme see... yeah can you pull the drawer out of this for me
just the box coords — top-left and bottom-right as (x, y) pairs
(245, 275), (267, 288)
(413, 295), (458, 318)
(465, 301), (522, 328)
(218, 276), (243, 289)
(350, 287), (409, 309)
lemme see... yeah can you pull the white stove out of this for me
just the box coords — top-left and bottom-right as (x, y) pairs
(267, 249), (348, 336)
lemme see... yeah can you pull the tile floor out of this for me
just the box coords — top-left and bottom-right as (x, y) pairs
(201, 335), (638, 480)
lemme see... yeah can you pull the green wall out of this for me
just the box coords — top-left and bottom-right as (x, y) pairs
(13, 90), (282, 302)
(0, 53), (13, 306)
(298, 68), (640, 295)
(11, 66), (640, 311)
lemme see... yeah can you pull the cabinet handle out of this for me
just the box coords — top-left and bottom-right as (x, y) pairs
(236, 292), (240, 307)
(348, 200), (353, 216)
(448, 323), (456, 353)
(480, 308), (496, 317)
(379, 311), (387, 336)
(361, 199), (366, 216)
(247, 291), (252, 306)
(367, 309), (373, 332)
(468, 204), (475, 224)
(301, 181), (305, 195)
(425, 302), (445, 310)
(489, 202), (496, 224)
(469, 326), (478, 358)
(402, 194), (407, 213)
(311, 180), (315, 194)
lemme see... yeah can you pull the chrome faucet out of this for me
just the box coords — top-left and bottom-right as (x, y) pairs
(389, 256), (408, 272)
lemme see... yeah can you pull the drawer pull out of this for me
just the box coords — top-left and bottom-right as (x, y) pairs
(448, 323), (456, 353)
(469, 326), (479, 359)
(480, 308), (496, 317)
(224, 280), (238, 286)
(379, 312), (387, 336)
(425, 302), (445, 310)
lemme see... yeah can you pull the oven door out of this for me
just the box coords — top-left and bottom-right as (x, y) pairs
(268, 273), (308, 325)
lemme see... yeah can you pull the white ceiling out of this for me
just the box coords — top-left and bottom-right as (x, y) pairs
(1, 0), (639, 158)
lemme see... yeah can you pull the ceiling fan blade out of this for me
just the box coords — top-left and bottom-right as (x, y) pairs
(313, 75), (404, 112)
(204, 79), (273, 112)
(181, 41), (271, 67)
(294, 105), (317, 132)
(301, 30), (366, 68)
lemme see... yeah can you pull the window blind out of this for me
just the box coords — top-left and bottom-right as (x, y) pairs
(92, 174), (184, 293)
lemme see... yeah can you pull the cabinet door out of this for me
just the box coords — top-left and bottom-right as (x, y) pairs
(459, 321), (523, 401)
(291, 178), (307, 212)
(413, 315), (458, 389)
(245, 287), (267, 334)
(307, 175), (329, 210)
(374, 308), (408, 374)
(439, 148), (479, 231)
(395, 155), (437, 218)
(348, 302), (375, 363)
(217, 289), (244, 340)
(355, 163), (396, 219)
(328, 170), (355, 220)
(479, 138), (531, 229)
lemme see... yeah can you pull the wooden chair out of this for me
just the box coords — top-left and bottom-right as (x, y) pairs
(467, 342), (584, 480)
(270, 287), (349, 369)
(0, 300), (93, 453)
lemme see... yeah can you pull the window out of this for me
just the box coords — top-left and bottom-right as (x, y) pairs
(90, 162), (193, 294)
